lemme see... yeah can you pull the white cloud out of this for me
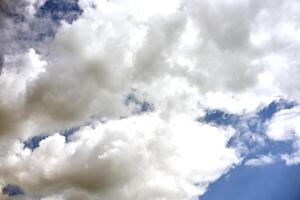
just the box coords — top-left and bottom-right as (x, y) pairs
(0, 114), (240, 199)
(266, 106), (300, 165)
(2, 0), (300, 198)
(244, 154), (275, 166)
(1, 0), (300, 138)
(266, 106), (300, 141)
(0, 49), (46, 139)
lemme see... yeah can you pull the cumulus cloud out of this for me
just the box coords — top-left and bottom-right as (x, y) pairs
(1, 0), (300, 138)
(0, 49), (46, 138)
(0, 114), (239, 199)
(1, 0), (300, 199)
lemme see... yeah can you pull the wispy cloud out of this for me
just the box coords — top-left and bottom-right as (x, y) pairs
(244, 154), (276, 167)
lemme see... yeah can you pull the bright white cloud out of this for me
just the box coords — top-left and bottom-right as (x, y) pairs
(266, 106), (300, 141)
(244, 154), (275, 166)
(0, 114), (239, 199)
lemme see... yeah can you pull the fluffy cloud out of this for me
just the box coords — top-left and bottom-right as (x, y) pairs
(1, 0), (300, 199)
(0, 114), (239, 199)
(0, 49), (46, 139)
(2, 0), (300, 138)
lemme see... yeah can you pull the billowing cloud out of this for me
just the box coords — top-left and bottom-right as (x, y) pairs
(2, 0), (300, 138)
(0, 114), (239, 199)
(1, 0), (300, 199)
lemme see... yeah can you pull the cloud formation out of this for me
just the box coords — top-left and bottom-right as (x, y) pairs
(2, 0), (300, 138)
(267, 106), (300, 165)
(244, 154), (275, 166)
(1, 0), (300, 199)
(0, 114), (239, 199)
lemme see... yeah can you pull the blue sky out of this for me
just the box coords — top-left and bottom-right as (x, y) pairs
(1, 0), (300, 199)
(201, 162), (300, 200)
(200, 100), (300, 200)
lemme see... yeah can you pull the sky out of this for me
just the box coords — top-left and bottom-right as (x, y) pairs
(1, 0), (300, 200)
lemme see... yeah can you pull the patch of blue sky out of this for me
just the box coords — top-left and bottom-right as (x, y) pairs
(200, 99), (300, 200)
(200, 161), (300, 200)
(22, 113), (110, 152)
(201, 99), (296, 155)
(23, 126), (81, 151)
(23, 134), (49, 150)
(8, 0), (83, 44)
(2, 184), (25, 197)
(202, 99), (296, 127)
(257, 99), (296, 123)
(33, 0), (82, 41)
(125, 93), (154, 114)
(201, 110), (240, 126)
(21, 94), (154, 153)
(36, 0), (83, 24)
(61, 126), (81, 142)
